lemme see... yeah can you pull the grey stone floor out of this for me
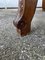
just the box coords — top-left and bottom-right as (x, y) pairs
(0, 8), (45, 60)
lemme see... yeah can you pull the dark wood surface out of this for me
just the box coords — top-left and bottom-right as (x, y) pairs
(42, 0), (45, 10)
(13, 0), (38, 36)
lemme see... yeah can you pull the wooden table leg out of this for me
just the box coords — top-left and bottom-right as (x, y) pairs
(42, 0), (45, 11)
(13, 0), (38, 36)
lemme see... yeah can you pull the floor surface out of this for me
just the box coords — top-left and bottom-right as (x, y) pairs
(0, 8), (45, 60)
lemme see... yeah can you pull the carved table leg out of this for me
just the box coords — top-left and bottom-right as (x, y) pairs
(13, 0), (38, 36)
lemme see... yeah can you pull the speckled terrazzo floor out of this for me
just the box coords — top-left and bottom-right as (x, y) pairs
(0, 8), (45, 60)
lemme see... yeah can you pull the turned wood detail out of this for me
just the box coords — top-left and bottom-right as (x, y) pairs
(42, 0), (45, 10)
(13, 0), (38, 36)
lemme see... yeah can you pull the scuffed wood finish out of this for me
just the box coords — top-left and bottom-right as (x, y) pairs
(42, 0), (45, 10)
(13, 0), (38, 36)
